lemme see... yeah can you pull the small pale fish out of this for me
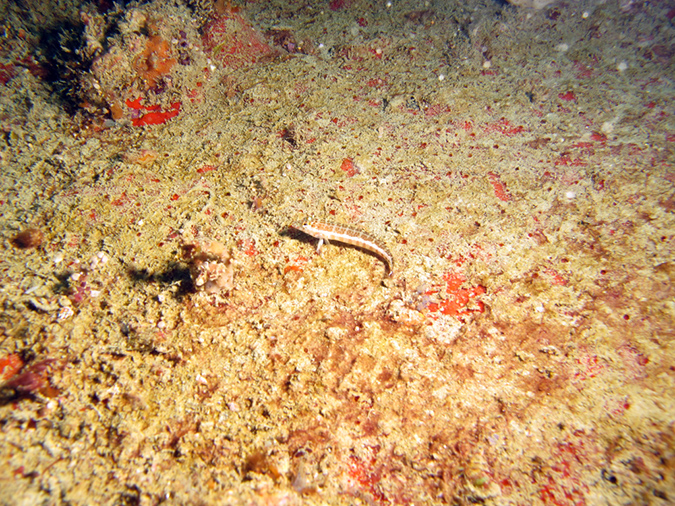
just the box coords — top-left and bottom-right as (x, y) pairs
(292, 220), (394, 276)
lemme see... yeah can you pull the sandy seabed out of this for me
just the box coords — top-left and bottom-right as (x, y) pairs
(0, 0), (674, 504)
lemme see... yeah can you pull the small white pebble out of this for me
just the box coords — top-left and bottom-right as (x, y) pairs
(57, 306), (74, 322)
(555, 43), (569, 52)
(582, 11), (590, 18)
(386, 1), (392, 8)
(89, 290), (101, 298)
(438, 74), (445, 81)
(617, 61), (628, 72)
(535, 305), (545, 313)
(195, 374), (208, 385)
(157, 320), (166, 329)
(53, 254), (64, 264)
(137, 219), (144, 227)
(25, 285), (40, 295)
(566, 191), (577, 200)
(71, 272), (82, 282)
(482, 60), (492, 69)
(157, 293), (166, 303)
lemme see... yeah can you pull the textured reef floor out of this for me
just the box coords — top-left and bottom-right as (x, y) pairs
(1, 0), (674, 504)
